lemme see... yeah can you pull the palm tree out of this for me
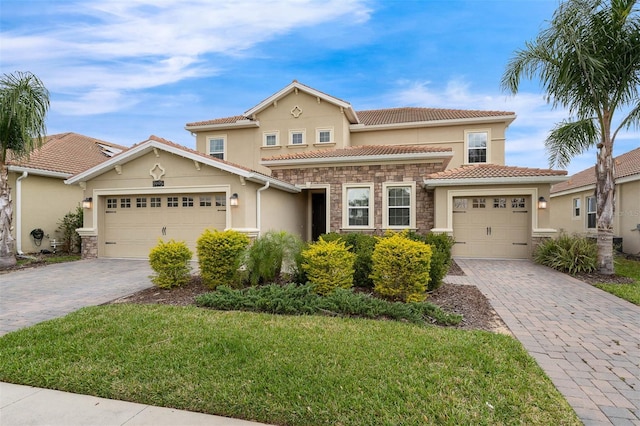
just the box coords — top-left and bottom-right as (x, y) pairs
(502, 0), (640, 275)
(0, 71), (50, 268)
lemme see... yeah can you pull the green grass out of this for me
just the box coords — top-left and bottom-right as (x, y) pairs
(595, 257), (640, 305)
(0, 305), (579, 425)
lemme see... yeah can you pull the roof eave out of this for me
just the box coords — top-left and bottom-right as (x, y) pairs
(261, 151), (453, 167)
(8, 165), (72, 179)
(184, 120), (259, 132)
(424, 175), (568, 188)
(350, 114), (517, 132)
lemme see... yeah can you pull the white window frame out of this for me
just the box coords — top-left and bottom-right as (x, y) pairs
(572, 197), (581, 219)
(382, 182), (416, 229)
(464, 130), (490, 164)
(289, 129), (306, 146)
(263, 131), (279, 147)
(342, 183), (375, 229)
(586, 196), (596, 229)
(315, 127), (334, 144)
(207, 135), (226, 160)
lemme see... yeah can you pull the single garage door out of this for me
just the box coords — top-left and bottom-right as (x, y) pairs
(452, 196), (530, 259)
(103, 193), (227, 258)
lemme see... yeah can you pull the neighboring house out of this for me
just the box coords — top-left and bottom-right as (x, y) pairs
(7, 132), (125, 254)
(550, 147), (640, 255)
(66, 81), (567, 260)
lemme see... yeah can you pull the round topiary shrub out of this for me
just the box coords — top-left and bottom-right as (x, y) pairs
(148, 239), (193, 288)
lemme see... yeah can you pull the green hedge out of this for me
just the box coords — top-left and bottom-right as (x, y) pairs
(148, 239), (192, 288)
(301, 237), (356, 295)
(196, 229), (250, 289)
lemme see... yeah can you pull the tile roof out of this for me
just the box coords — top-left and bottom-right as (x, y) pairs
(355, 107), (515, 126)
(426, 163), (567, 180)
(185, 115), (250, 127)
(551, 147), (640, 193)
(262, 145), (452, 162)
(7, 132), (127, 175)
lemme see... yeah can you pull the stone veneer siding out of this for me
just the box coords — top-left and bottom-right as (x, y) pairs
(81, 235), (98, 259)
(271, 162), (445, 234)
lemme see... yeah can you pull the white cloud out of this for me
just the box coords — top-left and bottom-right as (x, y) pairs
(1, 0), (372, 115)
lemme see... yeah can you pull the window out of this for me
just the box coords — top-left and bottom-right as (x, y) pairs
(316, 128), (333, 144)
(586, 196), (596, 229)
(344, 185), (373, 228)
(107, 198), (117, 209)
(466, 131), (488, 163)
(208, 136), (225, 159)
(136, 197), (147, 208)
(493, 198), (507, 209)
(386, 186), (412, 227)
(120, 198), (131, 208)
(150, 197), (161, 208)
(289, 130), (305, 145)
(263, 132), (279, 147)
(572, 198), (581, 217)
(215, 195), (226, 207)
(199, 196), (212, 207)
(511, 197), (526, 209)
(167, 197), (179, 208)
(472, 198), (486, 208)
(182, 196), (194, 207)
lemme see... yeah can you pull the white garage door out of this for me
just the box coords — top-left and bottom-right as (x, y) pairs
(103, 193), (227, 258)
(452, 196), (530, 259)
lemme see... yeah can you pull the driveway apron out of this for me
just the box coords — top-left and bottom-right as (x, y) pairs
(0, 259), (153, 336)
(448, 259), (640, 425)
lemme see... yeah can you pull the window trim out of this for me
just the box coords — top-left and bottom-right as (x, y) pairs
(207, 135), (226, 160)
(263, 131), (280, 147)
(315, 127), (334, 144)
(342, 183), (375, 230)
(382, 182), (416, 229)
(572, 197), (581, 219)
(464, 129), (490, 164)
(586, 195), (596, 229)
(288, 129), (306, 146)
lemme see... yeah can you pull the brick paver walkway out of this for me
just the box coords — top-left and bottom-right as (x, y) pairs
(0, 259), (153, 336)
(448, 259), (640, 425)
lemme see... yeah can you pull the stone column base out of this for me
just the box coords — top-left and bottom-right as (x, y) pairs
(81, 235), (98, 259)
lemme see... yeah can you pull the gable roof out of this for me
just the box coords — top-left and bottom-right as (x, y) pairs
(551, 147), (640, 195)
(65, 135), (300, 193)
(261, 144), (453, 166)
(7, 132), (126, 178)
(185, 81), (515, 131)
(424, 163), (567, 187)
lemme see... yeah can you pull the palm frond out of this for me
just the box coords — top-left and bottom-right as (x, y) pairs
(546, 118), (598, 168)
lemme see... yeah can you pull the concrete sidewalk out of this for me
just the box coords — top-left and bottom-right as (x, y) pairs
(449, 259), (640, 426)
(0, 382), (271, 426)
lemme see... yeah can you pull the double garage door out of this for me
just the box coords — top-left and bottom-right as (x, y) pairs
(452, 195), (530, 259)
(103, 193), (226, 258)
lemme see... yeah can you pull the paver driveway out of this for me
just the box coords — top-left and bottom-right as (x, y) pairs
(0, 259), (153, 336)
(448, 259), (640, 426)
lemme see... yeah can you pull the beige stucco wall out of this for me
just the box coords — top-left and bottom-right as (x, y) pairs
(552, 179), (640, 254)
(9, 172), (83, 254)
(260, 189), (306, 238)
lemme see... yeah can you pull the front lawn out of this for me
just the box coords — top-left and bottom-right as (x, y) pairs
(595, 257), (640, 305)
(0, 304), (579, 425)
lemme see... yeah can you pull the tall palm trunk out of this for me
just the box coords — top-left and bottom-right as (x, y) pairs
(595, 128), (615, 275)
(0, 163), (16, 267)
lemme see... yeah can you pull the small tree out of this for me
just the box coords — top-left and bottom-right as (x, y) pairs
(56, 206), (83, 254)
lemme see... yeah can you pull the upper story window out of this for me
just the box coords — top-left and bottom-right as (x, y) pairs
(289, 130), (305, 145)
(466, 131), (488, 163)
(316, 128), (333, 144)
(586, 196), (596, 229)
(263, 131), (279, 147)
(343, 184), (374, 228)
(572, 197), (581, 218)
(383, 182), (416, 229)
(208, 136), (225, 160)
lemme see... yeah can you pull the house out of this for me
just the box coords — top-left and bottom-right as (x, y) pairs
(7, 132), (125, 254)
(66, 81), (567, 259)
(550, 147), (640, 255)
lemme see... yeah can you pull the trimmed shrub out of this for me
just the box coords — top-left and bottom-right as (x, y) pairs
(56, 206), (83, 254)
(244, 231), (304, 285)
(321, 232), (377, 288)
(534, 233), (597, 275)
(301, 237), (356, 295)
(197, 229), (250, 289)
(423, 233), (454, 291)
(148, 239), (192, 288)
(371, 232), (432, 302)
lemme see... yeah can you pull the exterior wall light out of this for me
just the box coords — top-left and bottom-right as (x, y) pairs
(230, 193), (239, 206)
(538, 196), (547, 209)
(82, 197), (93, 209)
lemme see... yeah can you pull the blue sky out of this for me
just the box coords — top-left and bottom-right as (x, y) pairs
(1, 0), (637, 174)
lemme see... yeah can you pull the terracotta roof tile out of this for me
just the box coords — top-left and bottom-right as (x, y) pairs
(262, 145), (452, 162)
(7, 132), (127, 175)
(185, 115), (250, 127)
(551, 147), (640, 193)
(426, 163), (567, 180)
(355, 107), (515, 126)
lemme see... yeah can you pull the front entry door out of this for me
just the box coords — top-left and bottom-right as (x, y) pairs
(311, 192), (326, 241)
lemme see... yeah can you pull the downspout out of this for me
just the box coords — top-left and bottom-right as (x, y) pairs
(15, 171), (28, 255)
(256, 181), (270, 237)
